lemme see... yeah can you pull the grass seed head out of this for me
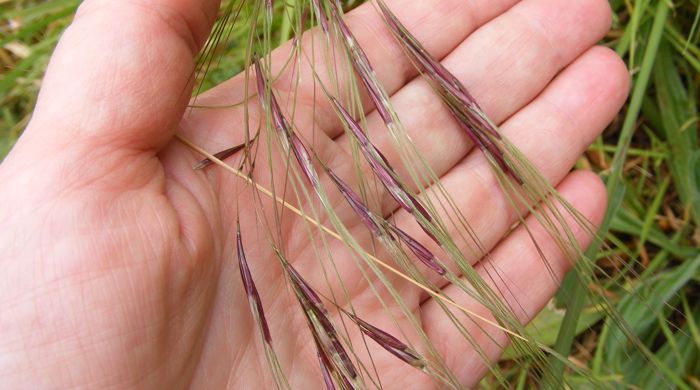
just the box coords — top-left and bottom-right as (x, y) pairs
(386, 223), (446, 276)
(236, 220), (273, 344)
(329, 97), (433, 224)
(329, 2), (395, 128)
(283, 261), (359, 382)
(349, 314), (426, 370)
(326, 168), (383, 235)
(255, 58), (324, 189)
(193, 144), (245, 170)
(376, 1), (522, 182)
(289, 132), (322, 189)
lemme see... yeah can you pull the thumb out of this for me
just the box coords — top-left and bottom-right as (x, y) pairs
(13, 0), (220, 157)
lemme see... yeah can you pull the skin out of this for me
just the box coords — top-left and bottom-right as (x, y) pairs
(0, 0), (628, 388)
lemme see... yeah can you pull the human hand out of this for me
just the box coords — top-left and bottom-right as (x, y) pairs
(0, 0), (627, 388)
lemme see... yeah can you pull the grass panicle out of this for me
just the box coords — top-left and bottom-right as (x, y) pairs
(325, 166), (445, 275)
(236, 220), (289, 389)
(375, 0), (515, 181)
(347, 313), (426, 370)
(194, 144), (245, 170)
(193, 133), (259, 170)
(384, 222), (446, 276)
(278, 251), (364, 388)
(7, 0), (700, 388)
(328, 96), (433, 226)
(237, 220), (273, 344)
(325, 167), (383, 236)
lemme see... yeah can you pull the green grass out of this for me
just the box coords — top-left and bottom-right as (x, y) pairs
(2, 0), (699, 388)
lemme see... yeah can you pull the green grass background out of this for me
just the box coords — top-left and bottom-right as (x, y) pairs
(1, 0), (699, 387)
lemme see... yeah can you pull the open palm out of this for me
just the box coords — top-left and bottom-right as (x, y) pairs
(0, 0), (627, 388)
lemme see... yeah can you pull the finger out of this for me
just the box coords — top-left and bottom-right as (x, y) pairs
(183, 0), (521, 148)
(420, 172), (607, 385)
(13, 0), (220, 157)
(333, 0), (613, 212)
(382, 46), (628, 289)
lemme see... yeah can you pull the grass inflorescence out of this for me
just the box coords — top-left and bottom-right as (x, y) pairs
(3, 0), (700, 388)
